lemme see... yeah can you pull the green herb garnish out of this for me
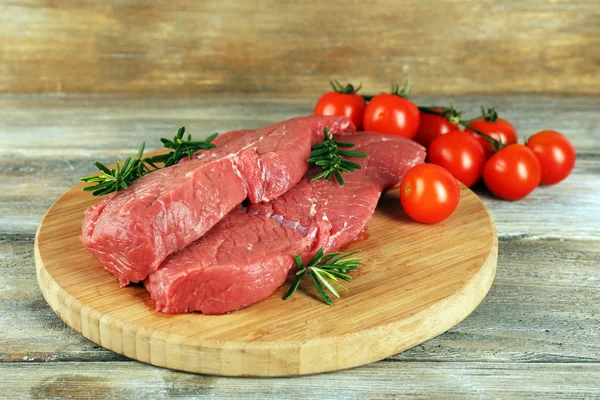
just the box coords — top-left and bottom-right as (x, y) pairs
(308, 127), (367, 186)
(80, 127), (218, 196)
(283, 248), (363, 306)
(143, 127), (218, 169)
(80, 142), (150, 196)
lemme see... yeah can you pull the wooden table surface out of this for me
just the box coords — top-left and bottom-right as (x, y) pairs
(1, 93), (599, 398)
(2, 0), (599, 96)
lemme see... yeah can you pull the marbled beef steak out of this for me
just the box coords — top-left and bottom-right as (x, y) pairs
(145, 132), (426, 314)
(81, 116), (355, 286)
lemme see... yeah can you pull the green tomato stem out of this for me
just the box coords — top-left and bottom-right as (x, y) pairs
(355, 94), (505, 154)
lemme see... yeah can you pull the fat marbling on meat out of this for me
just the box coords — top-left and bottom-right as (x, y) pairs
(145, 132), (426, 314)
(81, 116), (355, 286)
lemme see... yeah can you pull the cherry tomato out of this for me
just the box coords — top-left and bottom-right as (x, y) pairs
(413, 109), (460, 148)
(466, 110), (518, 159)
(314, 81), (366, 130)
(526, 130), (576, 185)
(363, 82), (420, 139)
(483, 144), (541, 200)
(400, 164), (460, 224)
(428, 130), (486, 187)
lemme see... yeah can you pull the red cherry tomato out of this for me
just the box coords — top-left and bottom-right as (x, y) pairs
(413, 109), (460, 148)
(526, 130), (576, 185)
(363, 93), (420, 139)
(483, 144), (541, 200)
(466, 113), (518, 159)
(428, 130), (486, 187)
(400, 164), (460, 224)
(314, 82), (366, 130)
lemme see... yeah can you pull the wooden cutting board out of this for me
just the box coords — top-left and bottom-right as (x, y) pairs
(35, 175), (497, 377)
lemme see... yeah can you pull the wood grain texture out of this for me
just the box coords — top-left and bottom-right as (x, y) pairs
(1, 94), (599, 395)
(34, 177), (497, 376)
(0, 0), (599, 95)
(3, 361), (600, 399)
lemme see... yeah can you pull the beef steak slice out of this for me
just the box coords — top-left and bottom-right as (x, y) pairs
(145, 132), (426, 314)
(81, 116), (355, 286)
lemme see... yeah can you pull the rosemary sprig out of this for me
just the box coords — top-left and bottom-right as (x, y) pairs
(283, 248), (363, 306)
(308, 127), (367, 186)
(80, 142), (150, 196)
(143, 127), (218, 168)
(81, 127), (218, 196)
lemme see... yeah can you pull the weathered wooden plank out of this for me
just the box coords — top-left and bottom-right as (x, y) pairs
(2, 361), (599, 399)
(1, 1), (599, 96)
(0, 94), (597, 155)
(0, 94), (599, 237)
(0, 236), (125, 364)
(2, 237), (598, 365)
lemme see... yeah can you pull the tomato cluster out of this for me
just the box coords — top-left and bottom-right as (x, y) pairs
(314, 81), (576, 223)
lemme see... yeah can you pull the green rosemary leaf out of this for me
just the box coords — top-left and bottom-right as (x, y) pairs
(94, 162), (112, 176)
(331, 279), (349, 292)
(310, 170), (331, 181)
(319, 252), (340, 263)
(338, 149), (368, 158)
(160, 140), (174, 147)
(312, 267), (339, 284)
(92, 187), (113, 196)
(282, 248), (363, 306)
(334, 141), (355, 148)
(143, 158), (161, 170)
(145, 153), (169, 164)
(333, 169), (344, 186)
(313, 269), (341, 298)
(121, 158), (132, 174)
(283, 275), (303, 300)
(310, 148), (330, 157)
(204, 132), (219, 143)
(293, 254), (304, 270)
(308, 248), (325, 266)
(311, 272), (333, 306)
(340, 160), (363, 170)
(308, 127), (367, 185)
(321, 262), (359, 271)
(135, 142), (145, 158)
(323, 270), (353, 282)
(329, 250), (362, 264)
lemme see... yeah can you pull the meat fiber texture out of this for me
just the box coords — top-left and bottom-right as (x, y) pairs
(81, 116), (355, 286)
(145, 132), (426, 314)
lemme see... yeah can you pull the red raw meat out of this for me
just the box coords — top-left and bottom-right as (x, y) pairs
(81, 116), (355, 286)
(145, 132), (426, 314)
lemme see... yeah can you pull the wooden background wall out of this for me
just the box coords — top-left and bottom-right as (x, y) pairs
(0, 0), (599, 95)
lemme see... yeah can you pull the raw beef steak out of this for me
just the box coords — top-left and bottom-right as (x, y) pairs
(145, 132), (426, 314)
(81, 116), (355, 286)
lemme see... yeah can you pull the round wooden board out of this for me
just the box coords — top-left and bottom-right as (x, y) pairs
(35, 180), (497, 377)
